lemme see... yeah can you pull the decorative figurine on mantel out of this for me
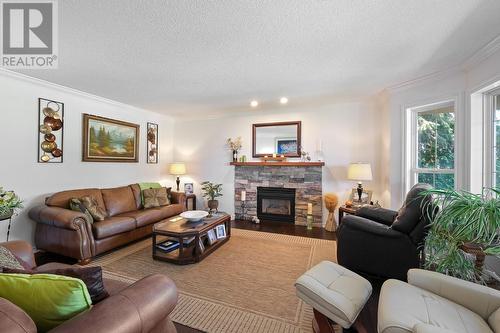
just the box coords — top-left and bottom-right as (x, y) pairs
(227, 137), (242, 162)
(0, 187), (23, 241)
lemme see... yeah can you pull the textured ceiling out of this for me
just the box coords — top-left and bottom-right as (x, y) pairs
(15, 0), (500, 117)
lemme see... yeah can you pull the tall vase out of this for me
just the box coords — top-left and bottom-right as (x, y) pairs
(232, 150), (238, 162)
(307, 214), (313, 230)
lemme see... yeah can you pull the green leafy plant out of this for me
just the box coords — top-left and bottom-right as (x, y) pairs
(0, 187), (23, 217)
(200, 181), (223, 201)
(423, 188), (500, 283)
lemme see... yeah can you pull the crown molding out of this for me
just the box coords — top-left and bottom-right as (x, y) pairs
(0, 68), (174, 120)
(386, 33), (500, 93)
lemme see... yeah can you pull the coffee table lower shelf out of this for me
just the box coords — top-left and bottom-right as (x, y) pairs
(152, 213), (231, 265)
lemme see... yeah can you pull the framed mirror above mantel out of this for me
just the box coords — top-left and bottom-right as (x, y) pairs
(252, 121), (301, 158)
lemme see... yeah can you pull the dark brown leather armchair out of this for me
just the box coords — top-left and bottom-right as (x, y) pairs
(29, 184), (187, 264)
(0, 241), (178, 333)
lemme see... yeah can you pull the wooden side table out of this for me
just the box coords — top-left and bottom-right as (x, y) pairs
(338, 206), (360, 225)
(185, 194), (196, 210)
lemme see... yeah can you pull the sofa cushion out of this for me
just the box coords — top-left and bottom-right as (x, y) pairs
(46, 188), (105, 210)
(0, 246), (25, 270)
(378, 279), (492, 333)
(92, 216), (136, 239)
(391, 183), (433, 235)
(117, 209), (164, 228)
(101, 186), (137, 217)
(152, 204), (185, 220)
(69, 198), (94, 224)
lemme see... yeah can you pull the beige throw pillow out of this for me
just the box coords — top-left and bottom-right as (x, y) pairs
(80, 196), (108, 221)
(143, 188), (170, 209)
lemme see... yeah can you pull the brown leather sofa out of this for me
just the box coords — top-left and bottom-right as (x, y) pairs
(0, 240), (178, 333)
(29, 184), (187, 264)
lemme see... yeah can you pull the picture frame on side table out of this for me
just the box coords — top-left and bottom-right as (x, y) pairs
(38, 98), (64, 163)
(184, 183), (194, 194)
(348, 189), (373, 205)
(215, 224), (227, 239)
(147, 122), (158, 164)
(82, 114), (139, 162)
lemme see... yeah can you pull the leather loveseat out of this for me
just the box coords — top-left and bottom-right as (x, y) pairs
(29, 184), (186, 264)
(0, 240), (178, 333)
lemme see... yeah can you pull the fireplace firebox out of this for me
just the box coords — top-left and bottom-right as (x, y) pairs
(257, 187), (296, 223)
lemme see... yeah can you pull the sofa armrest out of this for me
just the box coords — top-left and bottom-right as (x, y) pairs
(29, 205), (88, 230)
(356, 207), (398, 226)
(29, 205), (94, 263)
(0, 298), (36, 333)
(408, 269), (500, 319)
(171, 191), (186, 208)
(340, 215), (404, 239)
(49, 274), (178, 333)
(0, 241), (36, 269)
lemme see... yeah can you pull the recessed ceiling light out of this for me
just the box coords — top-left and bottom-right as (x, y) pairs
(280, 97), (289, 104)
(250, 100), (259, 107)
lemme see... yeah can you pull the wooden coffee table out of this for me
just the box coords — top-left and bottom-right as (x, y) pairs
(152, 212), (231, 265)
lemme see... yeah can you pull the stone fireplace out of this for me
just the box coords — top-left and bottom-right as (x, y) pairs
(233, 164), (322, 226)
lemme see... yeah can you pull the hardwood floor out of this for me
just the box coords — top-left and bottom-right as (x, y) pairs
(231, 219), (337, 240)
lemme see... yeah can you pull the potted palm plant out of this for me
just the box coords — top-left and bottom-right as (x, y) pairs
(0, 187), (23, 220)
(201, 181), (223, 213)
(423, 188), (500, 283)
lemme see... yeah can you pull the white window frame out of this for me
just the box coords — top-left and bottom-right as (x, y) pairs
(483, 87), (500, 188)
(405, 100), (457, 192)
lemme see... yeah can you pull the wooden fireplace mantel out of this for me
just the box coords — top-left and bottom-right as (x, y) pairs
(230, 161), (325, 167)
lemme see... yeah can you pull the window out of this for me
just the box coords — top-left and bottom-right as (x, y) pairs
(492, 94), (500, 187)
(407, 102), (456, 190)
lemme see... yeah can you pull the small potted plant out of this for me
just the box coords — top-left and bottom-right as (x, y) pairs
(0, 187), (23, 220)
(423, 188), (500, 283)
(201, 181), (223, 213)
(227, 137), (242, 162)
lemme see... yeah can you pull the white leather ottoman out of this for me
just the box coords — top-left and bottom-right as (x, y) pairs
(295, 261), (372, 332)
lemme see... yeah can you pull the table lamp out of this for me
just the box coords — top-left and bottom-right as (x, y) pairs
(347, 162), (372, 203)
(169, 162), (186, 191)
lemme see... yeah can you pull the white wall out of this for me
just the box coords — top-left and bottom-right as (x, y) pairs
(173, 99), (389, 225)
(385, 44), (500, 208)
(0, 71), (175, 243)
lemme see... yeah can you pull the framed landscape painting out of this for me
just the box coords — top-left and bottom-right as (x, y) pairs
(82, 114), (139, 162)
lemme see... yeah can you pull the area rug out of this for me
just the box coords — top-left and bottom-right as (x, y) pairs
(92, 229), (337, 333)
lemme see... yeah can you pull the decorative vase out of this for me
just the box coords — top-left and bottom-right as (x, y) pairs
(307, 214), (313, 230)
(0, 208), (13, 221)
(208, 200), (219, 213)
(232, 150), (238, 162)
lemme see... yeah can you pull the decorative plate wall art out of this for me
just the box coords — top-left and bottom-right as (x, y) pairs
(147, 122), (158, 164)
(82, 114), (139, 162)
(38, 98), (64, 163)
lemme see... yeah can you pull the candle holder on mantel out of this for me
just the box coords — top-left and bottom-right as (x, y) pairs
(240, 190), (247, 221)
(306, 203), (313, 230)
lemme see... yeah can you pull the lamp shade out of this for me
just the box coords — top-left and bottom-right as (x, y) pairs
(169, 163), (186, 175)
(347, 163), (372, 181)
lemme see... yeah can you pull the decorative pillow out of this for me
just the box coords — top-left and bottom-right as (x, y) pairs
(143, 187), (170, 209)
(80, 196), (108, 221)
(138, 182), (162, 205)
(69, 198), (94, 224)
(0, 273), (92, 332)
(3, 266), (109, 304)
(0, 246), (25, 270)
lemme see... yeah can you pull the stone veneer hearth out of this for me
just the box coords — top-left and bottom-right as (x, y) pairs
(234, 165), (322, 226)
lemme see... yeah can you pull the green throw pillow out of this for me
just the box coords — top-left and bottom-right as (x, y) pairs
(69, 198), (94, 224)
(138, 182), (162, 205)
(0, 273), (92, 332)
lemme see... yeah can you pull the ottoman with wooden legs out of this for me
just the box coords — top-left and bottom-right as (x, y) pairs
(295, 261), (372, 333)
